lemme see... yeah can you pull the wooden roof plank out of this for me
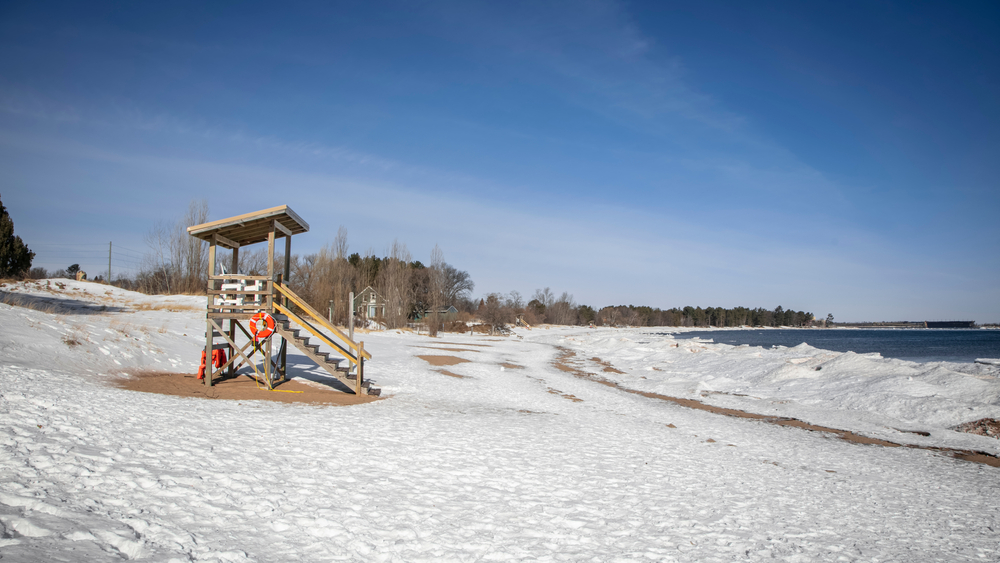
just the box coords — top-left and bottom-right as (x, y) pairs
(186, 205), (309, 246)
(273, 219), (292, 237)
(213, 233), (240, 250)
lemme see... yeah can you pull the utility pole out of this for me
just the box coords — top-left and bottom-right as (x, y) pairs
(108, 241), (112, 283)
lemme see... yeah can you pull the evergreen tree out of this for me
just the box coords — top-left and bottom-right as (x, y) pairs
(0, 195), (34, 278)
(577, 304), (596, 324)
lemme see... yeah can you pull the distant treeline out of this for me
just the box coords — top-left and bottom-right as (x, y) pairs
(20, 201), (815, 331)
(487, 292), (814, 328)
(591, 304), (814, 328)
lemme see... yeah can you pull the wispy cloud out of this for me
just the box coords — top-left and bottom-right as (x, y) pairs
(438, 0), (747, 133)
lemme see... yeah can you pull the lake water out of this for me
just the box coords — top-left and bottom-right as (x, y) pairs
(666, 328), (1000, 363)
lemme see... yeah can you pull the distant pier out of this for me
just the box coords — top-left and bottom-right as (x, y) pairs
(924, 321), (976, 328)
(833, 321), (977, 329)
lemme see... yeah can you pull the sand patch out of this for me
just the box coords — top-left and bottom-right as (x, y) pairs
(115, 371), (378, 405)
(436, 369), (468, 379)
(590, 357), (625, 374)
(500, 363), (524, 369)
(418, 355), (472, 367)
(547, 387), (583, 403)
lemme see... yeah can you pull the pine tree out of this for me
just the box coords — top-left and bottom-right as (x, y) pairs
(0, 195), (34, 278)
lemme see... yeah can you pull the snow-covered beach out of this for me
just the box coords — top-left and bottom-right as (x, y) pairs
(2, 280), (998, 562)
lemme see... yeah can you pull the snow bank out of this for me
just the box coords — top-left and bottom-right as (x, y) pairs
(545, 326), (1000, 452)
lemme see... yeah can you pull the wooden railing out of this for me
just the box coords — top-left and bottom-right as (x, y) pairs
(207, 275), (272, 316)
(273, 282), (372, 364)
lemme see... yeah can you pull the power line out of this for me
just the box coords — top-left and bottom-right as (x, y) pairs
(30, 241), (146, 278)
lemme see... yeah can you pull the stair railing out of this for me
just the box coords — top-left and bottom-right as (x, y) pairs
(272, 282), (373, 367)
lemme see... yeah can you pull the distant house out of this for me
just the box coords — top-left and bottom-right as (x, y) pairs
(415, 305), (459, 322)
(354, 286), (386, 320)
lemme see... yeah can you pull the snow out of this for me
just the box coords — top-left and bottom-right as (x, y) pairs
(1, 280), (998, 562)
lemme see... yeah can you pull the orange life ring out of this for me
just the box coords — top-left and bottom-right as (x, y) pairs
(249, 312), (275, 340)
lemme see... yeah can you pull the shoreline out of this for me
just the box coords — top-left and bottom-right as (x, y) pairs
(551, 346), (999, 468)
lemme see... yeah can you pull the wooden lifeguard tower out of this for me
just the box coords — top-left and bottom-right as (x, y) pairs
(187, 205), (377, 395)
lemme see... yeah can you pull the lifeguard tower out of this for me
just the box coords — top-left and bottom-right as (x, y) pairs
(187, 205), (377, 395)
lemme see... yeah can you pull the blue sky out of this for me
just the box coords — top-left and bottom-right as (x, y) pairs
(2, 1), (998, 322)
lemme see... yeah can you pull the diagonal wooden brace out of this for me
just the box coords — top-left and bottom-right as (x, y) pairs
(209, 319), (259, 379)
(210, 339), (256, 379)
(234, 319), (254, 341)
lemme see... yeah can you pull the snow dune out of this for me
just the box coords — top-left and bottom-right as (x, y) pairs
(0, 280), (997, 562)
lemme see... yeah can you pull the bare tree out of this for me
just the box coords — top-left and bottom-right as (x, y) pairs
(143, 219), (175, 293)
(533, 287), (555, 309)
(239, 247), (282, 277)
(504, 291), (527, 326)
(289, 253), (318, 303)
(287, 227), (356, 326)
(598, 306), (621, 327)
(141, 199), (209, 294)
(173, 200), (209, 293)
(375, 239), (412, 329)
(427, 245), (446, 336)
(442, 264), (474, 304)
(506, 290), (524, 311)
(624, 307), (643, 327)
(329, 227), (355, 325)
(480, 293), (512, 335)
(547, 292), (578, 325)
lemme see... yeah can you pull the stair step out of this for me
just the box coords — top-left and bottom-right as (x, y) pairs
(273, 318), (367, 395)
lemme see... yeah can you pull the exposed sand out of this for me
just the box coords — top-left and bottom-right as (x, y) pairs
(116, 371), (379, 406)
(417, 355), (472, 367)
(589, 357), (625, 374)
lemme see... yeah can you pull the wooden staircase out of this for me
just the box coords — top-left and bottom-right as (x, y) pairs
(272, 282), (377, 396)
(272, 314), (379, 395)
